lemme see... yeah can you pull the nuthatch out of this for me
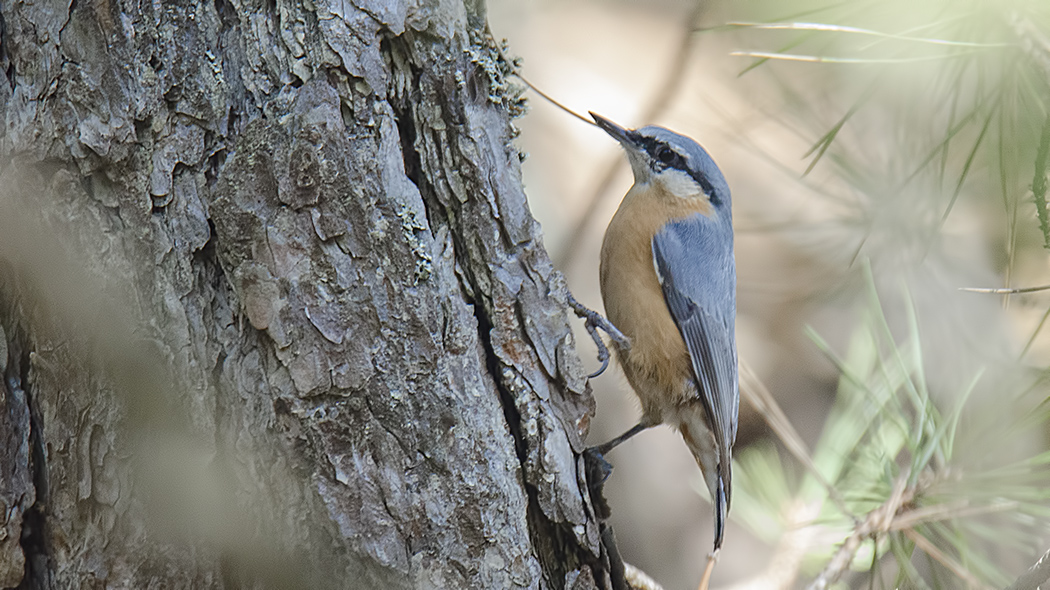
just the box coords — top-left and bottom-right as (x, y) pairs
(590, 112), (738, 551)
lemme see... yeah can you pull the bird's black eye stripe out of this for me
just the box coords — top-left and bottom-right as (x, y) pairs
(635, 134), (720, 201)
(645, 140), (682, 169)
(699, 176), (717, 203)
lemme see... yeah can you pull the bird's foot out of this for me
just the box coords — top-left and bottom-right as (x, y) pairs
(581, 421), (652, 519)
(566, 291), (630, 378)
(583, 446), (614, 485)
(582, 446), (614, 521)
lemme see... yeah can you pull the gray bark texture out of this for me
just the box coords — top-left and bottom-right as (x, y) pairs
(0, 0), (610, 588)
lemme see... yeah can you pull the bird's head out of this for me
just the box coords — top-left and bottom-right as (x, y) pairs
(590, 112), (730, 213)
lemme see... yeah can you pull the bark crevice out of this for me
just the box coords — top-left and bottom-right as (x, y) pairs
(0, 12), (12, 88)
(0, 296), (50, 590)
(20, 358), (51, 590)
(387, 28), (607, 588)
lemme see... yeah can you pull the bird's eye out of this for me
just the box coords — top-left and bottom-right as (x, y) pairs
(655, 146), (676, 165)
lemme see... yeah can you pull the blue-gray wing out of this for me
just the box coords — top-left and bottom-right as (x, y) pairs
(652, 215), (739, 476)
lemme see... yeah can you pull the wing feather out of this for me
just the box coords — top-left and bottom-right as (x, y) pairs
(661, 285), (737, 454)
(652, 218), (738, 504)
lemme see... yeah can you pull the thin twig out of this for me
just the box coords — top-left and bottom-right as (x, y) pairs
(624, 563), (665, 590)
(727, 21), (1012, 48)
(959, 284), (1050, 294)
(557, 0), (709, 270)
(697, 551), (718, 590)
(805, 478), (912, 590)
(486, 26), (597, 127)
(730, 50), (983, 64)
(889, 500), (1018, 531)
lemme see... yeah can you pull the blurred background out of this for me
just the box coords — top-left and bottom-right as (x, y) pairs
(490, 0), (1050, 588)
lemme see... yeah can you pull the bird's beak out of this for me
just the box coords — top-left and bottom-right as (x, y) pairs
(589, 112), (636, 148)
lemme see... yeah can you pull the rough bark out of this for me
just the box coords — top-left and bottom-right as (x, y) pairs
(0, 0), (606, 588)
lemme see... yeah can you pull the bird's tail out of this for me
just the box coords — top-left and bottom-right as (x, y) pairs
(677, 410), (731, 549)
(714, 466), (727, 550)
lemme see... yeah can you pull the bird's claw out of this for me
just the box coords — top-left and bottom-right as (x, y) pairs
(582, 446), (614, 523)
(583, 446), (614, 486)
(566, 292), (630, 378)
(582, 321), (611, 379)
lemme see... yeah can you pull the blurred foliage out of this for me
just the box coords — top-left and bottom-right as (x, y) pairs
(734, 265), (1050, 587)
(720, 1), (1050, 587)
(726, 0), (1050, 271)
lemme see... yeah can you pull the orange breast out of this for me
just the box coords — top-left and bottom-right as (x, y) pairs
(599, 181), (712, 422)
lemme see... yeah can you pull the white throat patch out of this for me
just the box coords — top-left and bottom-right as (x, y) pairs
(655, 168), (706, 200)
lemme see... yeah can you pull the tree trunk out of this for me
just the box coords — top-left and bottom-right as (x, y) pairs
(0, 1), (607, 588)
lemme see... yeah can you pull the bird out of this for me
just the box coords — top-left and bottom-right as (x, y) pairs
(589, 111), (739, 553)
